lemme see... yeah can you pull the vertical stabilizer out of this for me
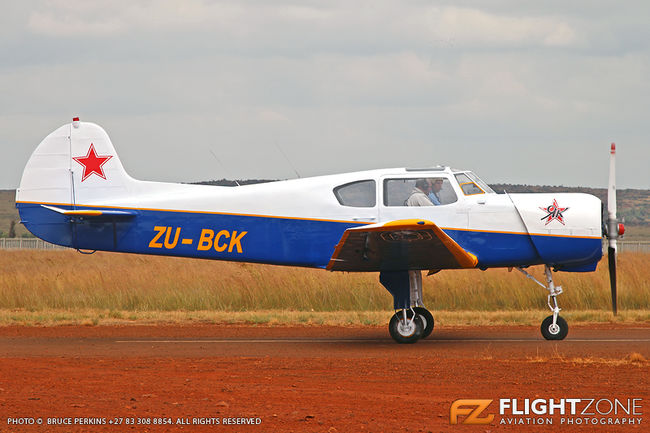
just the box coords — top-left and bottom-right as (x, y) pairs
(16, 119), (134, 206)
(16, 119), (136, 247)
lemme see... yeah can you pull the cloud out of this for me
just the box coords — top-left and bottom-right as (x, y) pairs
(26, 2), (578, 50)
(26, 0), (332, 38)
(425, 7), (578, 48)
(0, 1), (647, 188)
(27, 0), (244, 36)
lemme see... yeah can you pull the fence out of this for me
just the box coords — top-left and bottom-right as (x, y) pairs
(615, 241), (650, 253)
(0, 238), (67, 250)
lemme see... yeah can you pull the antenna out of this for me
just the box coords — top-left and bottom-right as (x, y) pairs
(208, 149), (240, 186)
(275, 142), (301, 179)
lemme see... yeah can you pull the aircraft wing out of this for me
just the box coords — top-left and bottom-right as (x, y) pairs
(327, 219), (478, 272)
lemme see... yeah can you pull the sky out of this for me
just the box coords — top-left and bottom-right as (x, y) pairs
(1, 1), (649, 189)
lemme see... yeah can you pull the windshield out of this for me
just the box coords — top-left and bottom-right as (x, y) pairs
(454, 171), (495, 196)
(466, 172), (495, 193)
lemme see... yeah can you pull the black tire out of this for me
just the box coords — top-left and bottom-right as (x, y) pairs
(389, 312), (424, 344)
(413, 307), (434, 338)
(541, 315), (568, 340)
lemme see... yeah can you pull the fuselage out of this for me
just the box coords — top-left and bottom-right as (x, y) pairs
(17, 167), (603, 272)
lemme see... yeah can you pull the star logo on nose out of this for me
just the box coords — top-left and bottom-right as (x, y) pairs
(540, 199), (569, 225)
(73, 143), (113, 182)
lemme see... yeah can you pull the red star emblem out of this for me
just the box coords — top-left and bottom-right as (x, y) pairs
(540, 199), (569, 225)
(73, 143), (113, 182)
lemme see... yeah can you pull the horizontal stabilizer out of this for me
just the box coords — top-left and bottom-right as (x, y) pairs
(41, 205), (137, 218)
(327, 219), (478, 272)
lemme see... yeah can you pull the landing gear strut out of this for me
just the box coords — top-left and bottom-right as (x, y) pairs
(380, 270), (435, 344)
(517, 265), (569, 340)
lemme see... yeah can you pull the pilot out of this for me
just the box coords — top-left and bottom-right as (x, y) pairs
(428, 178), (444, 205)
(406, 179), (434, 206)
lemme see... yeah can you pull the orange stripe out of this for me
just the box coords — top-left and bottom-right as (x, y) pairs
(63, 210), (103, 216)
(17, 201), (601, 240)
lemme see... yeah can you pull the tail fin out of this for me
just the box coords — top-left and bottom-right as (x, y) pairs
(16, 119), (135, 247)
(17, 119), (134, 206)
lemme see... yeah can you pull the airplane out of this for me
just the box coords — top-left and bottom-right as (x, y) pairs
(15, 118), (624, 344)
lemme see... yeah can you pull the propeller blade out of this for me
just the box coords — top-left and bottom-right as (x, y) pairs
(606, 143), (618, 315)
(608, 247), (617, 315)
(607, 143), (617, 225)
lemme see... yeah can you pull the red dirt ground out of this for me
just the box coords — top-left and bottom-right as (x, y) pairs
(0, 323), (648, 432)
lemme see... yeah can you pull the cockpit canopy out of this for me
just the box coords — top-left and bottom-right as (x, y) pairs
(333, 168), (494, 208)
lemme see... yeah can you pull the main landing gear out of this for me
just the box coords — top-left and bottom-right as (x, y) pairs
(517, 265), (569, 340)
(388, 309), (424, 344)
(380, 270), (435, 344)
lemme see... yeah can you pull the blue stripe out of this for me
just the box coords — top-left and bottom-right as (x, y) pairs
(17, 203), (359, 268)
(446, 228), (539, 267)
(447, 228), (602, 270)
(17, 203), (602, 271)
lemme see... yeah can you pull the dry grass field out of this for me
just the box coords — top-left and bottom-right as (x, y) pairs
(0, 250), (648, 326)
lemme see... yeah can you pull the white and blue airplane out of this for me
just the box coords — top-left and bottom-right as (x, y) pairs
(15, 118), (624, 343)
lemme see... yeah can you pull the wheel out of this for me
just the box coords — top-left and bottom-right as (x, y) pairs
(413, 307), (434, 338)
(389, 311), (424, 344)
(541, 315), (568, 340)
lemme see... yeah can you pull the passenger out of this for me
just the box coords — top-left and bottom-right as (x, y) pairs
(406, 179), (434, 206)
(428, 178), (444, 205)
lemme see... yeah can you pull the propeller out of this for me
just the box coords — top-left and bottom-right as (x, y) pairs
(606, 143), (624, 315)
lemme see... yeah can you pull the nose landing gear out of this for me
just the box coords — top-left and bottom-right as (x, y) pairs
(517, 265), (569, 340)
(541, 315), (568, 340)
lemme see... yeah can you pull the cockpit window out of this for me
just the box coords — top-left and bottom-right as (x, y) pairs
(333, 180), (376, 207)
(455, 173), (485, 195)
(383, 177), (457, 206)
